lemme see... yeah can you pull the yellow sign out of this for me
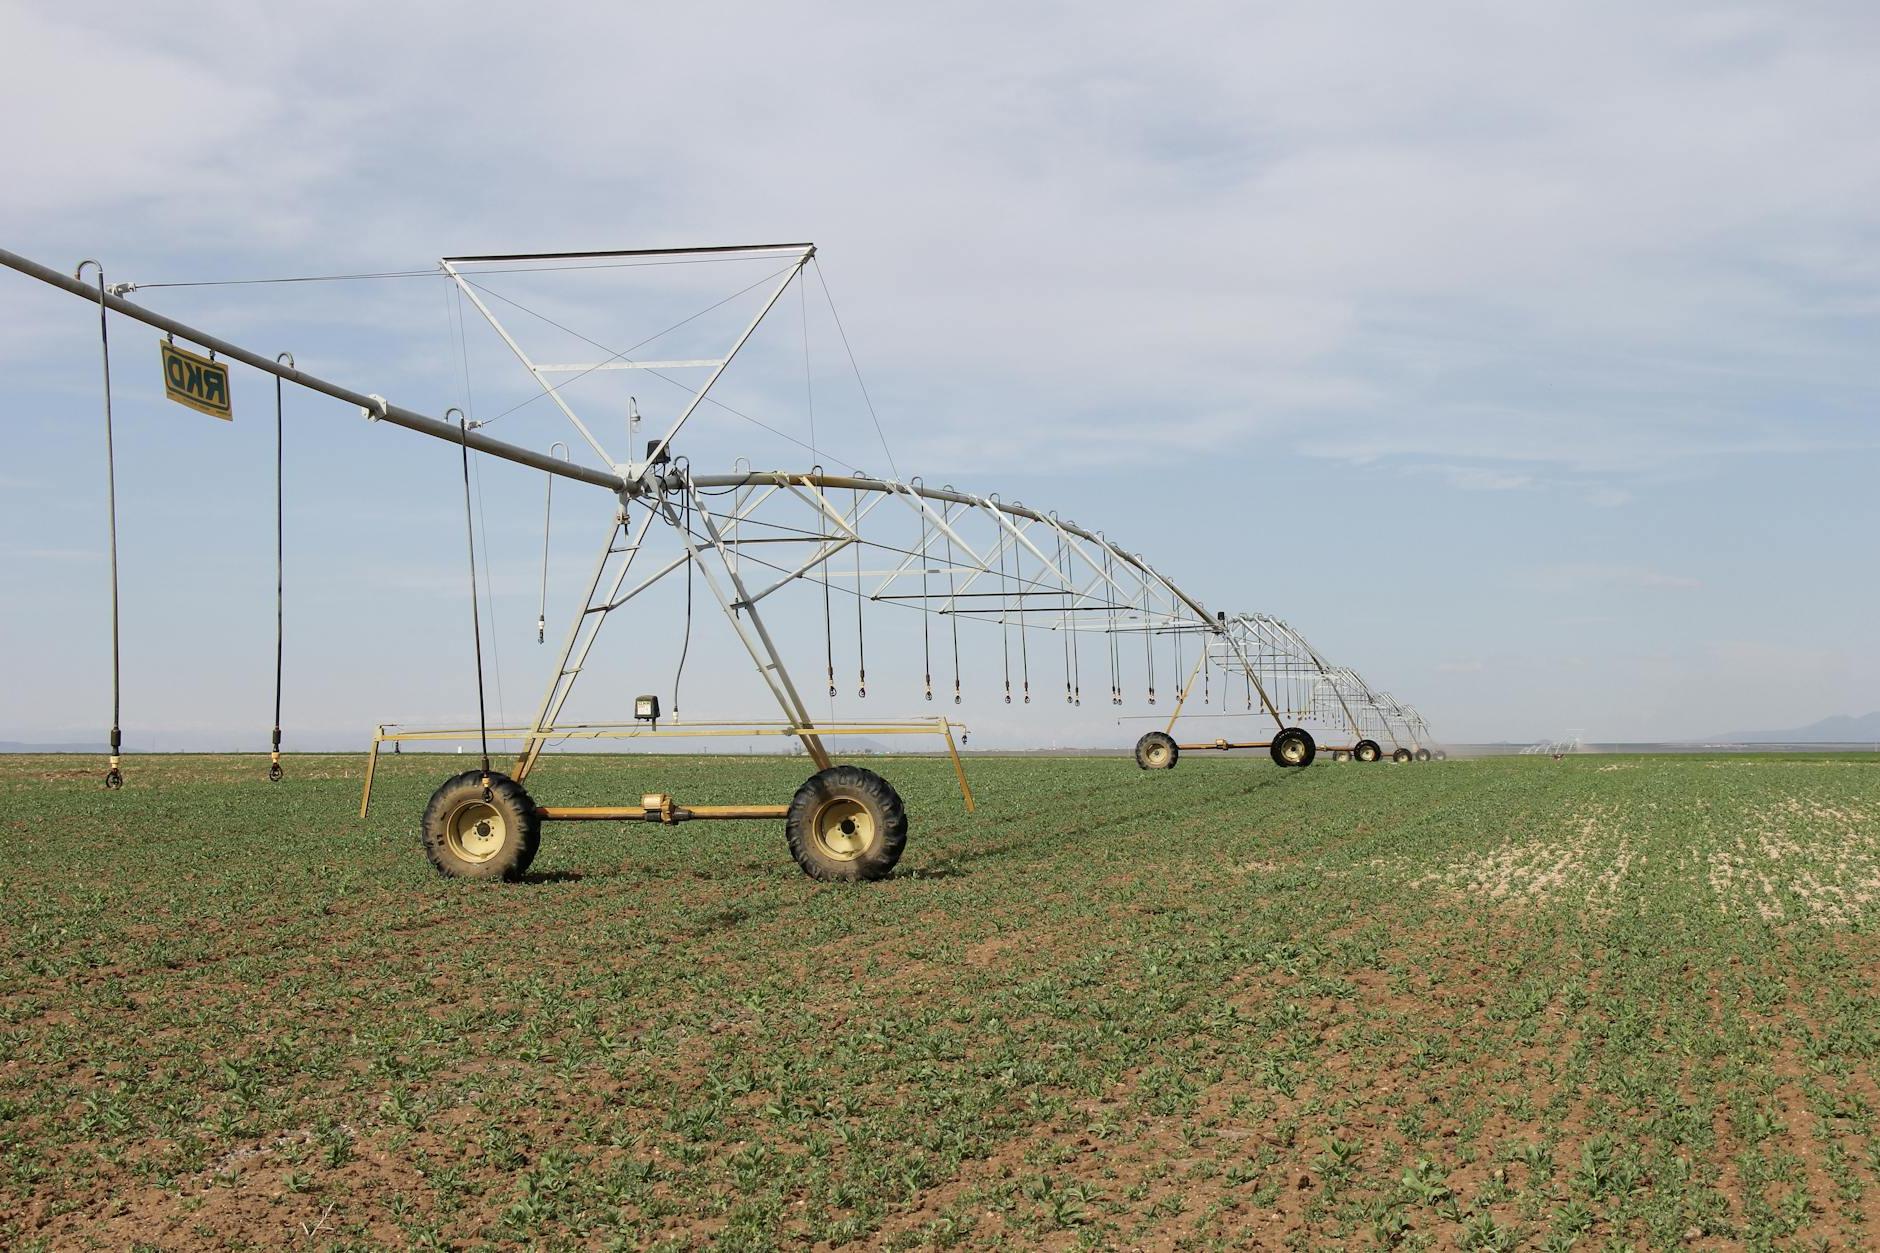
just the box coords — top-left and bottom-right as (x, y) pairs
(158, 340), (232, 420)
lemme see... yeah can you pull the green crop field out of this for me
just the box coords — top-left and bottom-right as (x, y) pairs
(4, 752), (1880, 1250)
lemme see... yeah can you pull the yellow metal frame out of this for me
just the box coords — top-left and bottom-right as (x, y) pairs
(359, 717), (975, 819)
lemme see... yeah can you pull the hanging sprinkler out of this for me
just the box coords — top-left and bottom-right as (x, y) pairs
(269, 350), (295, 782)
(77, 260), (124, 790)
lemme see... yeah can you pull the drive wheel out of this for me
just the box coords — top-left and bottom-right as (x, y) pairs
(1434, 750), (1448, 761)
(785, 765), (907, 882)
(1135, 731), (1179, 770)
(1270, 727), (1316, 768)
(1415, 748), (1432, 762)
(1392, 747), (1413, 764)
(1353, 740), (1381, 763)
(421, 770), (542, 881)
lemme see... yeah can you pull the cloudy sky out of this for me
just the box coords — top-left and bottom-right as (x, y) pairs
(2, 0), (1876, 748)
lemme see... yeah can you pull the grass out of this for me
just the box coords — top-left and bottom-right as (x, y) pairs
(3, 750), (1879, 1249)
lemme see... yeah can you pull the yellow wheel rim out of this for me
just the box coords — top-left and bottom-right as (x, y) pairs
(1147, 743), (1171, 767)
(445, 799), (507, 864)
(810, 797), (875, 862)
(1281, 738), (1307, 764)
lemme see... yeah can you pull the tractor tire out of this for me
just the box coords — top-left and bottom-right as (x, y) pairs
(1135, 731), (1179, 770)
(1392, 747), (1413, 764)
(1415, 748), (1432, 762)
(1270, 727), (1316, 768)
(785, 765), (907, 882)
(421, 770), (542, 881)
(1354, 740), (1381, 763)
(1434, 750), (1448, 761)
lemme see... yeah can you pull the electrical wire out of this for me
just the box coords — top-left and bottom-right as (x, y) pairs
(77, 262), (124, 790)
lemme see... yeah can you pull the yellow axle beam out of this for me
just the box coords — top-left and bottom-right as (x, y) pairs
(538, 801), (789, 823)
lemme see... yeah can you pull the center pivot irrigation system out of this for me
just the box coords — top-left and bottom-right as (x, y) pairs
(3, 241), (1439, 884)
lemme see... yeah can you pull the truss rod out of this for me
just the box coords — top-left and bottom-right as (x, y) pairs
(443, 243), (817, 263)
(688, 472), (1224, 632)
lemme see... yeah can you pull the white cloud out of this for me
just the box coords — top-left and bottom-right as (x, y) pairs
(5, 0), (1880, 744)
(1411, 463), (1535, 492)
(6, 0), (1877, 483)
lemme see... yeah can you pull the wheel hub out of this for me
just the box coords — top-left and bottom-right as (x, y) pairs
(811, 797), (874, 861)
(446, 800), (507, 863)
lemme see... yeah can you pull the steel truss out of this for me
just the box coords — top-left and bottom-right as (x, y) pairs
(1, 238), (1443, 887)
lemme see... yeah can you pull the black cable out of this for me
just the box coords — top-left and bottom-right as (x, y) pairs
(457, 415), (492, 791)
(1172, 620), (1183, 713)
(269, 352), (293, 782)
(79, 262), (123, 790)
(994, 511), (1011, 704)
(941, 499), (961, 704)
(538, 461), (555, 644)
(819, 470), (836, 700)
(673, 470), (694, 716)
(1058, 530), (1072, 705)
(1142, 583), (1156, 705)
(916, 482), (932, 700)
(853, 487), (867, 697)
(1015, 534), (1031, 703)
(1097, 545), (1112, 703)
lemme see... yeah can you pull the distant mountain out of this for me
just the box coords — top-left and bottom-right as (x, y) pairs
(1708, 712), (1880, 744)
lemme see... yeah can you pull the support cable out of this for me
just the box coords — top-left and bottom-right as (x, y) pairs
(78, 261), (124, 790)
(269, 352), (293, 782)
(812, 258), (899, 480)
(457, 267), (848, 472)
(800, 277), (817, 458)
